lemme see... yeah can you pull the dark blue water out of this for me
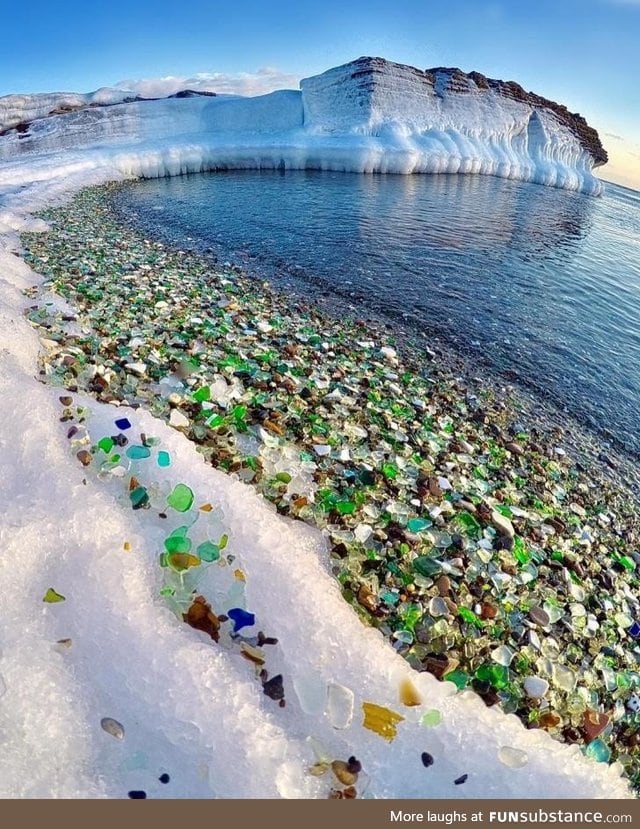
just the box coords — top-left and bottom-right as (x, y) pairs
(112, 172), (640, 455)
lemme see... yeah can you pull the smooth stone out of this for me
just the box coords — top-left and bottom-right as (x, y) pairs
(529, 607), (550, 627)
(491, 645), (514, 667)
(491, 510), (515, 538)
(326, 683), (354, 730)
(435, 575), (451, 596)
(523, 676), (549, 699)
(101, 717), (125, 739)
(169, 409), (190, 428)
(498, 746), (529, 768)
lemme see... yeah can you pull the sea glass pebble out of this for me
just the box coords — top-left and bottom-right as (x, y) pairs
(421, 709), (442, 727)
(498, 746), (529, 768)
(227, 608), (255, 632)
(126, 445), (151, 460)
(167, 483), (194, 512)
(115, 418), (132, 431)
(326, 683), (354, 730)
(158, 451), (171, 468)
(585, 739), (611, 763)
(196, 541), (220, 562)
(362, 701), (404, 742)
(43, 588), (65, 603)
(101, 717), (125, 739)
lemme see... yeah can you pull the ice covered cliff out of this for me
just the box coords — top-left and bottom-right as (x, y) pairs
(0, 56), (607, 214)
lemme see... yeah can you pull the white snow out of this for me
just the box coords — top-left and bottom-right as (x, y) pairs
(0, 89), (136, 133)
(0, 59), (625, 800)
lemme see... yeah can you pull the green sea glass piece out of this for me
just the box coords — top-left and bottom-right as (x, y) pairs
(126, 445), (151, 460)
(475, 663), (510, 690)
(197, 541), (220, 562)
(458, 607), (483, 628)
(336, 500), (356, 515)
(413, 556), (441, 577)
(167, 483), (194, 512)
(443, 670), (469, 690)
(421, 709), (443, 727)
(382, 463), (398, 480)
(43, 588), (65, 603)
(98, 437), (114, 453)
(164, 528), (192, 554)
(193, 386), (211, 402)
(407, 518), (430, 533)
(157, 451), (171, 468)
(130, 486), (149, 510)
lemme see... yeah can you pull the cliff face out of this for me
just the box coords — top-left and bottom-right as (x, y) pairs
(301, 56), (607, 167)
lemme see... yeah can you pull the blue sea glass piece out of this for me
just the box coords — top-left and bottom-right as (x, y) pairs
(227, 608), (256, 632)
(629, 621), (640, 638)
(115, 417), (132, 430)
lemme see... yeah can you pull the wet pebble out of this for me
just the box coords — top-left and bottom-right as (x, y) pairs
(101, 717), (125, 740)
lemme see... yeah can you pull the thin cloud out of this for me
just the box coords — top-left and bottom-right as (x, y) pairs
(114, 68), (302, 99)
(604, 132), (624, 141)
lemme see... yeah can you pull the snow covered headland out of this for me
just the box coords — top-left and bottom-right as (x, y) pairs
(0, 55), (607, 211)
(0, 57), (628, 800)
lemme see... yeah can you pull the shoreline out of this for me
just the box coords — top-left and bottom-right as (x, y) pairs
(108, 177), (640, 490)
(19, 182), (640, 792)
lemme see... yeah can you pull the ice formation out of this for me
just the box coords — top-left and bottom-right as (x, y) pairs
(0, 57), (625, 800)
(0, 56), (606, 204)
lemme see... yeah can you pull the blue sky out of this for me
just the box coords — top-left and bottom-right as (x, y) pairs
(2, 0), (639, 187)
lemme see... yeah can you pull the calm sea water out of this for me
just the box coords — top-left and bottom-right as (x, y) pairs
(112, 172), (640, 455)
